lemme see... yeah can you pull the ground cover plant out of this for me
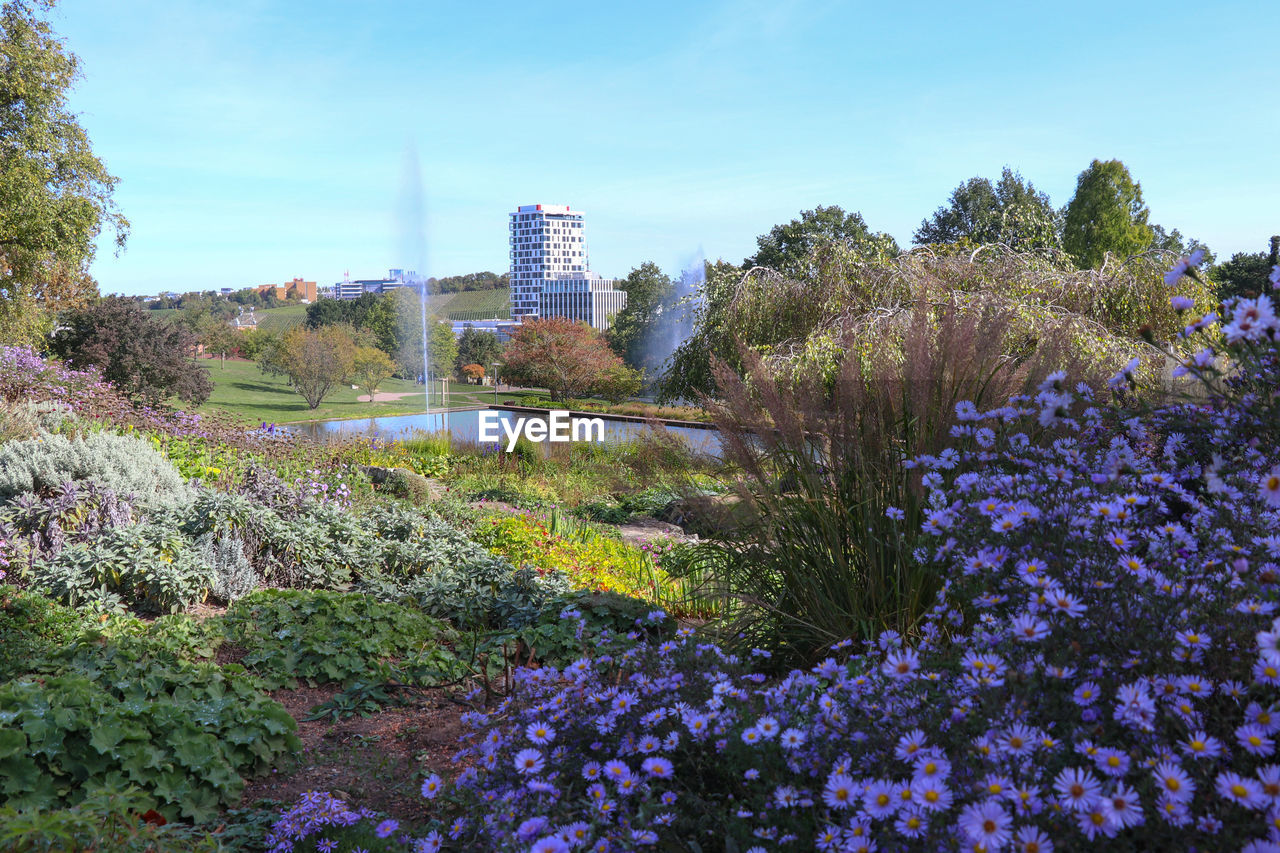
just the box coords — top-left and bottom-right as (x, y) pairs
(0, 346), (689, 844)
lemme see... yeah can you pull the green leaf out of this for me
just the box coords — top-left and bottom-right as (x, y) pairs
(0, 729), (27, 759)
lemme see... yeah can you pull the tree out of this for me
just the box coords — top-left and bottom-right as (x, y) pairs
(914, 168), (1060, 251)
(744, 205), (898, 278)
(394, 312), (456, 381)
(275, 326), (356, 409)
(502, 317), (623, 401)
(350, 346), (396, 404)
(237, 327), (276, 360)
(1061, 159), (1154, 269)
(460, 363), (485, 384)
(1213, 241), (1278, 301)
(607, 262), (675, 371)
(594, 364), (644, 404)
(49, 297), (212, 406)
(455, 325), (503, 377)
(0, 0), (128, 346)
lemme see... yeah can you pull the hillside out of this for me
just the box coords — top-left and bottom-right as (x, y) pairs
(425, 287), (510, 320)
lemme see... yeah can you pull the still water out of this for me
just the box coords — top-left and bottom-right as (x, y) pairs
(290, 408), (721, 456)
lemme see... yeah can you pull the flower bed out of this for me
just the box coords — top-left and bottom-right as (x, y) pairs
(262, 258), (1280, 852)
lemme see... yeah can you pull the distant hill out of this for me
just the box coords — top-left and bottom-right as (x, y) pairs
(427, 287), (511, 320)
(252, 304), (308, 331)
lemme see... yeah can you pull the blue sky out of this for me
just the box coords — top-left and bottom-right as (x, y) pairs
(57, 0), (1280, 297)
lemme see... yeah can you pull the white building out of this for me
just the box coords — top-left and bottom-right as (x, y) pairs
(508, 203), (626, 330)
(538, 274), (628, 332)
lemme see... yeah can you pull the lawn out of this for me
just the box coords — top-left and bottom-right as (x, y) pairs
(196, 357), (544, 424)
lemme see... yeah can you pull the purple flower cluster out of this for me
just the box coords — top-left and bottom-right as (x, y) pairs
(293, 468), (353, 510)
(403, 266), (1280, 852)
(0, 345), (106, 405)
(265, 791), (442, 852)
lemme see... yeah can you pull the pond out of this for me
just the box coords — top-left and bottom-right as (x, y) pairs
(289, 407), (722, 456)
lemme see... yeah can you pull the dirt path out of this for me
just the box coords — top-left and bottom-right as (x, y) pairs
(355, 390), (425, 403)
(241, 684), (474, 823)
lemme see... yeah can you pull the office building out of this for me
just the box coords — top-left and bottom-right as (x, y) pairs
(508, 203), (626, 329)
(537, 274), (628, 332)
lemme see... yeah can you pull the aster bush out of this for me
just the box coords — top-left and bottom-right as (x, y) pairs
(264, 791), (441, 852)
(385, 258), (1280, 852)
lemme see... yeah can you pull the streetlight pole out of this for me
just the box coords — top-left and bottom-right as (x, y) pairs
(491, 362), (501, 405)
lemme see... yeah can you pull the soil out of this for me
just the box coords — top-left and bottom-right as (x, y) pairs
(614, 516), (691, 547)
(240, 683), (476, 825)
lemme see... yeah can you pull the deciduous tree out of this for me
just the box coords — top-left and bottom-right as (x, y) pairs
(350, 346), (396, 404)
(276, 326), (356, 409)
(455, 325), (502, 377)
(744, 205), (898, 277)
(1213, 241), (1278, 301)
(49, 297), (211, 406)
(0, 0), (128, 345)
(502, 317), (623, 402)
(594, 363), (644, 404)
(607, 262), (675, 372)
(914, 168), (1060, 251)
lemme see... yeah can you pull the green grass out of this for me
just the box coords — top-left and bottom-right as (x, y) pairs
(196, 358), (544, 424)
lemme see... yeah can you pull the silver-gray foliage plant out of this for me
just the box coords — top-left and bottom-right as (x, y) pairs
(200, 531), (257, 603)
(0, 429), (188, 504)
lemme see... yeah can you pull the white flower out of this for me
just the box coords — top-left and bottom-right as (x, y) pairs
(1164, 249), (1205, 286)
(1224, 295), (1278, 343)
(1270, 264), (1280, 287)
(1260, 464), (1280, 508)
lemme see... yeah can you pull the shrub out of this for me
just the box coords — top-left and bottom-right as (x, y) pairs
(0, 787), (223, 853)
(0, 585), (93, 681)
(475, 513), (680, 608)
(220, 589), (456, 689)
(30, 521), (213, 614)
(200, 531), (256, 603)
(0, 480), (137, 578)
(4, 632), (298, 823)
(0, 429), (187, 503)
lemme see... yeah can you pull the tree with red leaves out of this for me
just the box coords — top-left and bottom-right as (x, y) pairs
(501, 317), (622, 402)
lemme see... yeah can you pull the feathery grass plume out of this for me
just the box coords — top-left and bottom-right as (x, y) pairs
(673, 294), (1101, 665)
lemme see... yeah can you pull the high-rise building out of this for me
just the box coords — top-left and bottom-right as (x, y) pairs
(508, 203), (626, 330)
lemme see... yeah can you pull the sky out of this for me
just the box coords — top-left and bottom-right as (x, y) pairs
(53, 0), (1280, 297)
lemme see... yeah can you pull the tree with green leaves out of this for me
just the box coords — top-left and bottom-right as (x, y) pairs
(1061, 159), (1154, 269)
(49, 297), (212, 406)
(454, 325), (502, 377)
(744, 206), (898, 278)
(606, 262), (676, 371)
(275, 326), (356, 409)
(1213, 240), (1278, 301)
(914, 168), (1061, 251)
(392, 311), (456, 382)
(350, 346), (396, 404)
(0, 0), (128, 345)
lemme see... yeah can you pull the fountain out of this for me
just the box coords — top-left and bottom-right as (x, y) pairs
(397, 143), (431, 420)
